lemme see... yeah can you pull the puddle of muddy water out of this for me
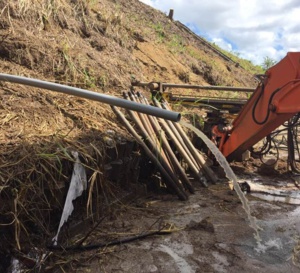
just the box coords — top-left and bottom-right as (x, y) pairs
(229, 175), (300, 268)
(212, 251), (229, 273)
(158, 244), (195, 273)
(182, 120), (300, 269)
(244, 179), (300, 205)
(240, 214), (298, 264)
(230, 174), (300, 267)
(137, 239), (196, 273)
(251, 193), (300, 205)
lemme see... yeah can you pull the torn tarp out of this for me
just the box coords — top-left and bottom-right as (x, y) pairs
(52, 151), (87, 245)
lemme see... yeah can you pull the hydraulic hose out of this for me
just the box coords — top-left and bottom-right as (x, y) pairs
(0, 73), (181, 122)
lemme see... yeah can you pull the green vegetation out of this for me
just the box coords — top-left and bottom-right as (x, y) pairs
(187, 47), (198, 59)
(152, 22), (166, 42)
(262, 56), (277, 71)
(168, 34), (186, 53)
(211, 43), (264, 74)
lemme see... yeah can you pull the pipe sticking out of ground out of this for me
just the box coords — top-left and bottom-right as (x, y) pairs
(0, 73), (181, 122)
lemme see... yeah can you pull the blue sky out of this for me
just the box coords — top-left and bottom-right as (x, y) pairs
(139, 0), (300, 66)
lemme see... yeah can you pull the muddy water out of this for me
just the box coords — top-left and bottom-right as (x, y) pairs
(180, 121), (262, 242)
(75, 123), (300, 272)
(243, 178), (300, 205)
(252, 193), (300, 205)
(96, 185), (300, 273)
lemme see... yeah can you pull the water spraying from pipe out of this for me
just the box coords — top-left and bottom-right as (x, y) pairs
(180, 121), (262, 243)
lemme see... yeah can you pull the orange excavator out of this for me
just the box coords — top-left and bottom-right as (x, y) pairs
(212, 52), (300, 170)
(133, 52), (300, 172)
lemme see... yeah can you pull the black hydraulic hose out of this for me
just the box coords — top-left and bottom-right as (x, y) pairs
(48, 228), (169, 251)
(252, 83), (269, 125)
(252, 79), (300, 125)
(252, 86), (282, 125)
(0, 73), (181, 122)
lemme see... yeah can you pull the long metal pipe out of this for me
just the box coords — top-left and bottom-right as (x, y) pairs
(161, 83), (255, 92)
(0, 73), (181, 122)
(132, 81), (255, 92)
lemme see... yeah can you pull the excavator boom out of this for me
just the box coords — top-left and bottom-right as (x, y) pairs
(219, 52), (300, 160)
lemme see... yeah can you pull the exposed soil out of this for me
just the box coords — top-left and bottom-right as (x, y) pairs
(1, 1), (299, 273)
(43, 161), (300, 273)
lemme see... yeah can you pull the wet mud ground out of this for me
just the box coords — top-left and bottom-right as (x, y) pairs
(70, 161), (300, 273)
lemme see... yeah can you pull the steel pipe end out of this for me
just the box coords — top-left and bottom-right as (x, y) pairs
(175, 113), (181, 122)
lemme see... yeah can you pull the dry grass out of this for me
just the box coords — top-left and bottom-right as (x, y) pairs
(0, 79), (132, 257)
(0, 2), (140, 258)
(0, 0), (141, 90)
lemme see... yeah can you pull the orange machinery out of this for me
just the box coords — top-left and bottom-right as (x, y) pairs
(215, 52), (300, 162)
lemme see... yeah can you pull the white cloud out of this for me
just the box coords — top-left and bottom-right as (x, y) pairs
(211, 38), (232, 52)
(139, 0), (300, 66)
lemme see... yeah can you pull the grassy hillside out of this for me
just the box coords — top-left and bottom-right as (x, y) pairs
(0, 0), (263, 270)
(0, 0), (259, 89)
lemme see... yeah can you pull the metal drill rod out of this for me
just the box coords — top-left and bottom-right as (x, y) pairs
(0, 73), (181, 122)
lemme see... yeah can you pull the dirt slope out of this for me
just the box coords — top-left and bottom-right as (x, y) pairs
(0, 0), (261, 271)
(0, 0), (258, 170)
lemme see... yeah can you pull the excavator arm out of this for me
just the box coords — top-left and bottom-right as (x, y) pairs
(218, 52), (300, 160)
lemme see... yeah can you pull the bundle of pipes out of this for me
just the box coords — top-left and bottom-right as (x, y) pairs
(0, 73), (215, 201)
(111, 90), (218, 201)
